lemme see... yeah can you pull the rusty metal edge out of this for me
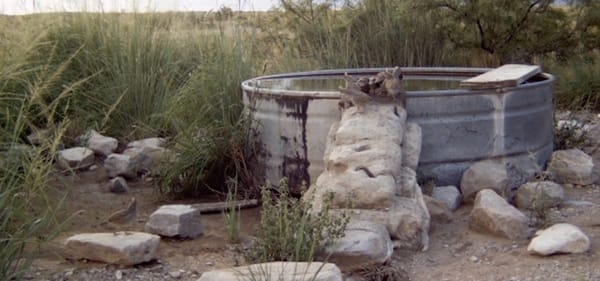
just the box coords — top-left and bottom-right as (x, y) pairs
(241, 67), (555, 100)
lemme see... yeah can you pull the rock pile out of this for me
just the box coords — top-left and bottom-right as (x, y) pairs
(300, 69), (430, 273)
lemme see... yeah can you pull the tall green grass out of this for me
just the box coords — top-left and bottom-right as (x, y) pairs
(0, 16), (74, 279)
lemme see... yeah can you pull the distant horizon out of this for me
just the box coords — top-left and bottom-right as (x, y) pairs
(1, 0), (279, 15)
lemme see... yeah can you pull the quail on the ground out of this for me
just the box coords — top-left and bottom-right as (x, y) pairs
(105, 197), (137, 228)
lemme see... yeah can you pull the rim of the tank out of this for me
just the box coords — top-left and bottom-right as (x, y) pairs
(241, 67), (556, 99)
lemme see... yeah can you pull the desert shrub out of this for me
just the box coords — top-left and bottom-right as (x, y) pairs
(245, 178), (349, 263)
(275, 0), (458, 69)
(550, 54), (600, 111)
(554, 116), (589, 150)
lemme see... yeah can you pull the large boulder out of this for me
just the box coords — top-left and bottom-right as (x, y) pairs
(322, 220), (392, 271)
(311, 171), (397, 210)
(84, 130), (118, 157)
(547, 149), (597, 186)
(197, 262), (343, 281)
(469, 189), (529, 240)
(515, 181), (564, 210)
(145, 205), (203, 238)
(63, 232), (159, 265)
(432, 185), (462, 211)
(527, 223), (591, 256)
(57, 147), (95, 170)
(461, 160), (508, 202)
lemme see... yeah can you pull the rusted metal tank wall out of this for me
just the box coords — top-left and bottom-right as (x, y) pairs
(241, 67), (555, 189)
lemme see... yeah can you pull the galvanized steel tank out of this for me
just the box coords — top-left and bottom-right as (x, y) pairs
(241, 67), (555, 190)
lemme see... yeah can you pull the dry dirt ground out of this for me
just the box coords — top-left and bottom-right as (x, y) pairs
(24, 117), (600, 281)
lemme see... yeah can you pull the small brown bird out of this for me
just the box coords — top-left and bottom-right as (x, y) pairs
(105, 197), (137, 228)
(339, 84), (371, 113)
(383, 66), (406, 107)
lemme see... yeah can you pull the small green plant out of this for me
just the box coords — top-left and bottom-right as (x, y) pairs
(530, 186), (553, 228)
(223, 177), (242, 244)
(245, 178), (349, 263)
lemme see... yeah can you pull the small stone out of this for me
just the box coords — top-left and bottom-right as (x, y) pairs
(89, 164), (99, 171)
(205, 261), (215, 266)
(57, 147), (95, 170)
(432, 185), (462, 211)
(109, 177), (129, 194)
(469, 255), (479, 263)
(145, 205), (203, 238)
(168, 270), (183, 279)
(115, 270), (123, 280)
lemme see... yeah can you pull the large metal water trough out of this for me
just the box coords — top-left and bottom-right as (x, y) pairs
(241, 67), (555, 190)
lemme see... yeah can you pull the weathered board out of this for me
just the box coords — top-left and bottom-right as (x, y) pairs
(192, 199), (258, 213)
(460, 64), (542, 90)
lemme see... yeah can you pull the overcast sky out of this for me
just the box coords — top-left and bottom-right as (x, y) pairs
(1, 0), (279, 15)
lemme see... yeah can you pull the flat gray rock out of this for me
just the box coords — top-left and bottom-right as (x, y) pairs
(469, 189), (529, 240)
(63, 232), (159, 265)
(322, 220), (392, 271)
(527, 223), (591, 256)
(57, 147), (95, 170)
(145, 205), (203, 238)
(197, 262), (342, 281)
(432, 185), (462, 211)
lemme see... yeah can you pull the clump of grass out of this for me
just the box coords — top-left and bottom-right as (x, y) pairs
(529, 187), (554, 229)
(245, 178), (349, 263)
(223, 177), (242, 244)
(0, 30), (77, 279)
(549, 54), (600, 111)
(554, 117), (589, 151)
(156, 28), (257, 196)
